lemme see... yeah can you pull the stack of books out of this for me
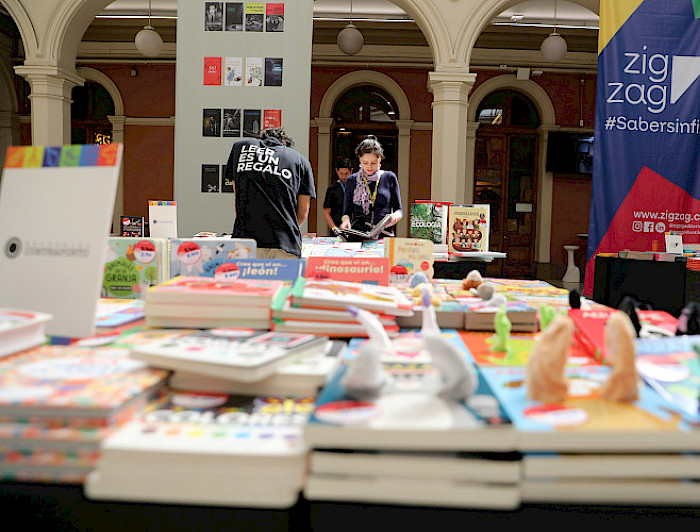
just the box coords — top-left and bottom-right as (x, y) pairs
(270, 278), (412, 337)
(143, 276), (285, 329)
(84, 390), (314, 508)
(0, 344), (168, 483)
(394, 282), (466, 330)
(127, 327), (333, 396)
(303, 330), (522, 510)
(0, 308), (52, 358)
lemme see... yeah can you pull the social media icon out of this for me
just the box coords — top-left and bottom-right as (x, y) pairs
(632, 221), (643, 232)
(655, 222), (666, 233)
(643, 221), (654, 232)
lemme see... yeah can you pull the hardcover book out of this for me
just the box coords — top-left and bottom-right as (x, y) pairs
(103, 237), (169, 298)
(448, 204), (490, 253)
(0, 344), (168, 425)
(304, 257), (390, 285)
(0, 309), (52, 358)
(409, 201), (451, 245)
(458, 295), (539, 333)
(129, 329), (329, 383)
(202, 258), (304, 283)
(290, 277), (414, 317)
(384, 237), (435, 281)
(144, 276), (283, 306)
(119, 216), (144, 237)
(168, 237), (256, 277)
(305, 330), (515, 452)
(480, 364), (700, 452)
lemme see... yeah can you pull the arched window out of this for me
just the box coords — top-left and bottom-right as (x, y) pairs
(476, 90), (540, 129)
(332, 85), (398, 173)
(71, 81), (115, 145)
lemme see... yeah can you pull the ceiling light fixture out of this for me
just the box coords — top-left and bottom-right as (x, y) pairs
(337, 0), (364, 56)
(134, 0), (164, 57)
(540, 0), (567, 63)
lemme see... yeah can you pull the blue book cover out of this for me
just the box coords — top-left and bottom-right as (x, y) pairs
(168, 237), (256, 277)
(200, 258), (304, 283)
(305, 330), (515, 451)
(480, 364), (700, 452)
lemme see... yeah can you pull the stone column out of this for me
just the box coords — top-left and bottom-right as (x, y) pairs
(13, 65), (83, 146)
(427, 71), (477, 204)
(395, 119), (414, 237)
(314, 117), (334, 235)
(0, 111), (20, 168)
(535, 125), (559, 264)
(463, 121), (480, 204)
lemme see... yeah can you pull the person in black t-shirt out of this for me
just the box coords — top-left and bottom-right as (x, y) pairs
(224, 127), (316, 258)
(322, 158), (353, 236)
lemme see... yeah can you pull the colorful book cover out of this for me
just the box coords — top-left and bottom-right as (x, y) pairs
(635, 335), (700, 420)
(0, 344), (168, 424)
(203, 57), (222, 85)
(244, 2), (264, 31)
(263, 109), (282, 129)
(245, 56), (264, 86)
(222, 108), (241, 137)
(103, 237), (169, 299)
(98, 391), (313, 457)
(456, 295), (539, 332)
(291, 277), (415, 317)
(168, 237), (256, 277)
(410, 201), (450, 245)
(224, 2), (244, 31)
(224, 57), (243, 86)
(384, 237), (435, 282)
(264, 57), (283, 86)
(448, 204), (490, 253)
(304, 256), (390, 285)
(119, 216), (144, 237)
(305, 330), (515, 451)
(94, 299), (145, 328)
(144, 276), (284, 306)
(480, 364), (700, 452)
(202, 258), (304, 283)
(265, 3), (284, 31)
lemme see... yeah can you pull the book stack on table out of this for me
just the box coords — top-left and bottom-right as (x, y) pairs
(0, 343), (168, 483)
(302, 330), (522, 510)
(270, 278), (413, 338)
(84, 390), (313, 508)
(143, 276), (284, 329)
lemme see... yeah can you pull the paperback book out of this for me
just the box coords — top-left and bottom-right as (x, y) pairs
(129, 329), (329, 383)
(384, 237), (435, 281)
(339, 213), (393, 242)
(448, 204), (490, 253)
(119, 216), (144, 237)
(409, 201), (450, 245)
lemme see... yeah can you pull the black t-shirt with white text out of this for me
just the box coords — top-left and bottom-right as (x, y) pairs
(224, 137), (316, 256)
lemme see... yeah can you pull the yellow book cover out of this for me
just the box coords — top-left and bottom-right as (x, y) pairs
(384, 237), (435, 282)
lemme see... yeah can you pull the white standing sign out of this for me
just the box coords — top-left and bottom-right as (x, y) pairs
(0, 144), (122, 338)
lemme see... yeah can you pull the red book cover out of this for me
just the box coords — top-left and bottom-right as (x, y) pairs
(266, 3), (284, 15)
(304, 257), (390, 286)
(263, 109), (282, 129)
(203, 57), (222, 85)
(144, 276), (285, 305)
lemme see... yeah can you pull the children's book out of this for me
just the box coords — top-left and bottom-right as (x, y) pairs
(290, 278), (414, 317)
(0, 309), (52, 358)
(393, 283), (465, 330)
(129, 329), (329, 383)
(634, 335), (700, 419)
(457, 295), (538, 332)
(119, 215), (144, 237)
(168, 237), (256, 277)
(144, 276), (284, 306)
(304, 330), (515, 452)
(384, 237), (435, 281)
(103, 237), (170, 298)
(94, 298), (145, 328)
(479, 364), (700, 452)
(271, 318), (400, 338)
(409, 201), (451, 245)
(168, 340), (346, 398)
(0, 344), (168, 426)
(447, 204), (490, 253)
(201, 258), (304, 284)
(304, 256), (390, 285)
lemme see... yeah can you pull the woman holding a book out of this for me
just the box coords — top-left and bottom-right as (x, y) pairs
(339, 135), (403, 238)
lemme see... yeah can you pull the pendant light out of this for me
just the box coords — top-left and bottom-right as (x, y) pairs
(540, 0), (567, 63)
(337, 0), (364, 56)
(135, 0), (164, 57)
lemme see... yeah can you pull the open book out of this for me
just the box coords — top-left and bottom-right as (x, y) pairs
(339, 213), (393, 242)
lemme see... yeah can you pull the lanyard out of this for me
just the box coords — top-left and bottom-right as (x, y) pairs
(363, 175), (379, 206)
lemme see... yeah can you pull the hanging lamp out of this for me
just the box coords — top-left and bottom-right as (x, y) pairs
(135, 0), (164, 57)
(337, 0), (364, 55)
(540, 0), (567, 62)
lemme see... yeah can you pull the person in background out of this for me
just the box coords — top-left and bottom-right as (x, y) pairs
(339, 135), (402, 237)
(323, 158), (353, 236)
(223, 127), (316, 258)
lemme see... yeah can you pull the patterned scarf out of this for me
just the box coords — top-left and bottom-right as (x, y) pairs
(353, 168), (382, 215)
